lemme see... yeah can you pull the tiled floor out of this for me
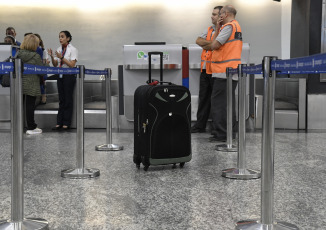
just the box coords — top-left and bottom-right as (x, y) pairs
(0, 129), (325, 230)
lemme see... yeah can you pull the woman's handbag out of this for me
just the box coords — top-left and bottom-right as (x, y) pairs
(0, 74), (10, 87)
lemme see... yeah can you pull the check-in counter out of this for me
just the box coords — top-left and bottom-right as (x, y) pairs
(255, 78), (306, 129)
(0, 87), (10, 129)
(0, 78), (119, 130)
(0, 44), (12, 129)
(35, 78), (119, 129)
(120, 44), (183, 129)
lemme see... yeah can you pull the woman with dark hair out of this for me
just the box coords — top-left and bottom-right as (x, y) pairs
(4, 35), (18, 57)
(4, 35), (16, 45)
(48, 30), (78, 131)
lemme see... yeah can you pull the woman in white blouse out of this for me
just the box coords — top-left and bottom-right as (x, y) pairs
(48, 30), (78, 131)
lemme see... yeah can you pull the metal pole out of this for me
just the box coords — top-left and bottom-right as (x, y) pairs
(95, 68), (123, 151)
(261, 57), (275, 225)
(236, 57), (298, 229)
(61, 65), (100, 178)
(76, 65), (85, 169)
(238, 65), (246, 169)
(221, 64), (260, 180)
(107, 68), (112, 144)
(0, 58), (48, 229)
(216, 68), (237, 152)
(11, 59), (24, 222)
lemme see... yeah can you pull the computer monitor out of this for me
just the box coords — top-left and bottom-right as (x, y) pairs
(0, 43), (13, 61)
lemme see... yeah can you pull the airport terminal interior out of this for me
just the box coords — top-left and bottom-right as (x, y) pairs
(2, 0), (326, 229)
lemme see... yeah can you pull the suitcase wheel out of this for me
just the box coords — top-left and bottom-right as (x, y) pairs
(172, 164), (177, 169)
(180, 162), (185, 168)
(136, 164), (140, 169)
(143, 165), (149, 171)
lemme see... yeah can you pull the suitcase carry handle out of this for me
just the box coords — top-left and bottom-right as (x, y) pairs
(146, 79), (174, 86)
(148, 51), (163, 85)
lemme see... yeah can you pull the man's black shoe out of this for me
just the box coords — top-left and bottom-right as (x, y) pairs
(191, 126), (206, 133)
(209, 135), (226, 142)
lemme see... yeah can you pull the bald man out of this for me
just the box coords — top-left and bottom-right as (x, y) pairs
(209, 5), (243, 142)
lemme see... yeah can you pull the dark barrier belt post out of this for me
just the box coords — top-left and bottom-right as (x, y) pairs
(221, 64), (261, 180)
(216, 67), (237, 152)
(236, 57), (298, 230)
(96, 68), (123, 151)
(0, 59), (49, 229)
(61, 65), (100, 179)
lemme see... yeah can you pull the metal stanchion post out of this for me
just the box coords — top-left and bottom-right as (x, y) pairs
(96, 68), (123, 151)
(0, 59), (49, 229)
(236, 57), (298, 229)
(216, 68), (237, 152)
(61, 65), (100, 178)
(221, 64), (261, 180)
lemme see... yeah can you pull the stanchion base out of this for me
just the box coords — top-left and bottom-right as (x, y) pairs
(215, 144), (237, 152)
(0, 218), (48, 230)
(222, 168), (261, 180)
(61, 168), (100, 179)
(95, 144), (124, 151)
(236, 219), (299, 230)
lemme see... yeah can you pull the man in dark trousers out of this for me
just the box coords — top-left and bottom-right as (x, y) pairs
(191, 6), (223, 133)
(209, 5), (242, 142)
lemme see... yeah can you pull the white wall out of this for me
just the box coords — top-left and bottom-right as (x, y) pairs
(0, 0), (286, 78)
(281, 0), (292, 59)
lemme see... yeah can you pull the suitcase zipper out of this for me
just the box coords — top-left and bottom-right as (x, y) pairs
(142, 119), (149, 133)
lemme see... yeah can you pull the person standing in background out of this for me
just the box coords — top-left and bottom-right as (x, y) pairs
(6, 27), (21, 46)
(48, 30), (78, 131)
(191, 6), (223, 133)
(16, 34), (48, 134)
(4, 35), (18, 57)
(209, 5), (242, 142)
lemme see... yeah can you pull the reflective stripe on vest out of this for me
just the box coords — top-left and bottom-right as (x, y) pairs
(212, 58), (241, 64)
(211, 20), (242, 74)
(200, 26), (214, 74)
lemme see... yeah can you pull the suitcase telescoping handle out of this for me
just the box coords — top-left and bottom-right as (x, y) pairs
(148, 51), (163, 85)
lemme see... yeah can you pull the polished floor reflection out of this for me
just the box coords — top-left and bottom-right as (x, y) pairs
(0, 129), (325, 230)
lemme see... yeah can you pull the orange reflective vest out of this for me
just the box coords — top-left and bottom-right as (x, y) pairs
(200, 26), (214, 74)
(211, 20), (242, 74)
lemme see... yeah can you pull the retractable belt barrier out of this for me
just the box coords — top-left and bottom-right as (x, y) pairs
(1, 62), (108, 75)
(24, 64), (80, 75)
(0, 59), (49, 230)
(0, 62), (14, 74)
(60, 65), (101, 179)
(0, 59), (118, 229)
(272, 52), (326, 74)
(95, 68), (124, 151)
(215, 68), (237, 153)
(227, 52), (326, 75)
(220, 65), (261, 180)
(235, 56), (301, 230)
(229, 53), (326, 230)
(85, 69), (108, 75)
(224, 53), (326, 230)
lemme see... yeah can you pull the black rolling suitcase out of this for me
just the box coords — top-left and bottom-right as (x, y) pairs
(133, 51), (192, 171)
